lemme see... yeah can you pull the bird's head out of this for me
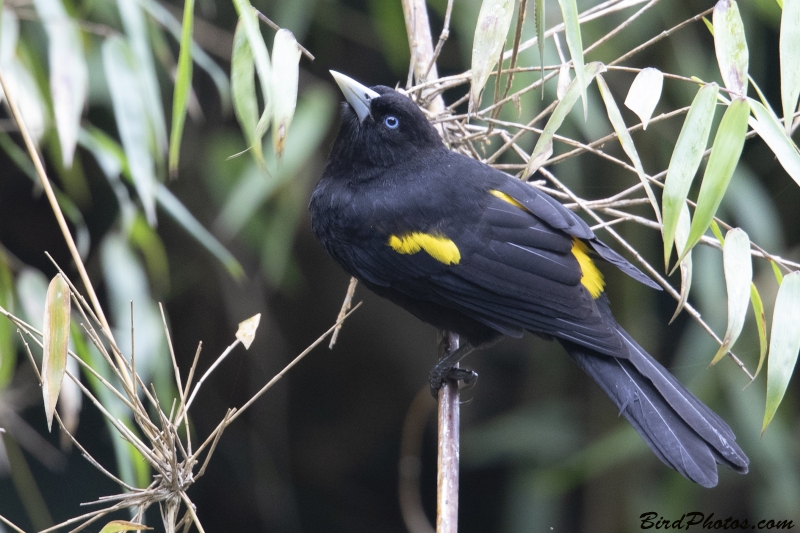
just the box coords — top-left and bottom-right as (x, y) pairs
(327, 71), (443, 170)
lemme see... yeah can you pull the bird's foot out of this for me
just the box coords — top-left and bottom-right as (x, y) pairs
(429, 365), (478, 398)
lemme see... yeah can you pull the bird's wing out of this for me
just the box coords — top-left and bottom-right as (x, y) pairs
(343, 183), (626, 356)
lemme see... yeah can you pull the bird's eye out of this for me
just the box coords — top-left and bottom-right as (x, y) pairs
(384, 115), (399, 129)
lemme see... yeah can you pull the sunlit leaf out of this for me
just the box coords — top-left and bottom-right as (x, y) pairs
(780, 0), (800, 133)
(98, 520), (152, 533)
(710, 219), (725, 245)
(470, 0), (516, 113)
(750, 283), (768, 379)
(33, 0), (88, 168)
(236, 313), (261, 349)
(763, 271), (800, 434)
(596, 74), (660, 224)
(713, 0), (749, 95)
(42, 274), (71, 432)
(748, 97), (800, 188)
(271, 29), (301, 157)
(116, 0), (168, 155)
(168, 0), (195, 176)
(102, 36), (158, 225)
(232, 1), (272, 138)
(524, 61), (606, 177)
(556, 63), (570, 100)
(670, 204), (693, 323)
(710, 228), (752, 365)
(624, 67), (663, 129)
(558, 0), (586, 118)
(0, 6), (48, 144)
(679, 97), (749, 263)
(662, 83), (719, 268)
(231, 18), (263, 166)
(58, 353), (82, 450)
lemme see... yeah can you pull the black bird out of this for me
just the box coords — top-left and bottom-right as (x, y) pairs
(310, 71), (749, 487)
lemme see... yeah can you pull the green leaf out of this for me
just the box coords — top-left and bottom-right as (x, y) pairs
(0, 251), (15, 389)
(750, 282), (768, 380)
(42, 274), (71, 432)
(271, 29), (301, 157)
(116, 0), (168, 155)
(670, 204), (693, 323)
(713, 0), (749, 95)
(524, 61), (606, 178)
(155, 185), (245, 279)
(748, 97), (800, 188)
(763, 271), (800, 434)
(710, 228), (752, 365)
(624, 67), (663, 130)
(780, 0), (800, 133)
(138, 0), (231, 116)
(231, 18), (263, 166)
(232, 1), (272, 138)
(102, 36), (158, 225)
(168, 0), (195, 176)
(662, 83), (719, 269)
(470, 0), (516, 113)
(770, 258), (785, 285)
(534, 0), (545, 93)
(679, 97), (750, 263)
(33, 0), (88, 168)
(596, 74), (661, 224)
(710, 219), (725, 245)
(558, 0), (586, 118)
(99, 520), (152, 533)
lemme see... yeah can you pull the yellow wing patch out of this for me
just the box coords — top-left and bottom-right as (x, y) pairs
(489, 189), (525, 210)
(388, 233), (461, 265)
(571, 239), (605, 298)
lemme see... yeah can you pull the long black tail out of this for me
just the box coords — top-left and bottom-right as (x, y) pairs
(559, 307), (749, 487)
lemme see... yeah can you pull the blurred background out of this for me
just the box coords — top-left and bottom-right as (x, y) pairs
(0, 0), (799, 531)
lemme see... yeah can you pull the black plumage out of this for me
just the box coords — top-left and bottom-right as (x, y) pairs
(309, 72), (748, 487)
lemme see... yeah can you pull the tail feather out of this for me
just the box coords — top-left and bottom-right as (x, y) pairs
(559, 309), (748, 487)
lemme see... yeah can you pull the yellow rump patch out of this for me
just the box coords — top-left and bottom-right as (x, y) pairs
(571, 239), (605, 298)
(388, 232), (461, 265)
(489, 189), (525, 210)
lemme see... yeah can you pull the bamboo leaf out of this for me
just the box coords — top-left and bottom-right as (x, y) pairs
(534, 0), (545, 92)
(470, 0), (516, 113)
(231, 18), (263, 165)
(763, 271), (800, 434)
(597, 74), (660, 224)
(524, 62), (606, 178)
(99, 520), (152, 533)
(679, 97), (750, 263)
(624, 67), (663, 130)
(780, 0), (800, 133)
(748, 97), (800, 188)
(168, 0), (195, 176)
(231, 1), (272, 147)
(750, 282), (768, 380)
(102, 36), (158, 225)
(558, 0), (586, 118)
(33, 0), (88, 168)
(662, 83), (719, 268)
(42, 274), (71, 432)
(270, 29), (301, 157)
(670, 204), (693, 323)
(713, 0), (749, 95)
(770, 258), (785, 285)
(710, 228), (752, 365)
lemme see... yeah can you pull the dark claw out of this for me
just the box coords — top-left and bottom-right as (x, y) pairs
(429, 366), (479, 398)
